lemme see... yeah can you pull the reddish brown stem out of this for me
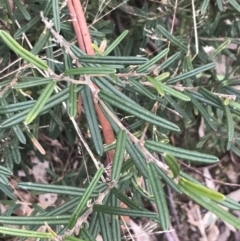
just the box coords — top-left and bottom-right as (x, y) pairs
(67, 0), (115, 165)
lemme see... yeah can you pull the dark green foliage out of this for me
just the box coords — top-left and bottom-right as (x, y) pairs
(0, 0), (240, 240)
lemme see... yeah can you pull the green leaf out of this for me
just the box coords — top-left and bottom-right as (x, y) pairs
(0, 227), (53, 239)
(218, 196), (240, 210)
(81, 86), (104, 155)
(163, 153), (180, 178)
(146, 76), (165, 96)
(145, 140), (219, 163)
(222, 101), (234, 143)
(201, 0), (210, 14)
(185, 91), (218, 131)
(228, 0), (240, 12)
(99, 90), (180, 132)
(18, 182), (106, 197)
(0, 86), (80, 128)
(0, 215), (70, 225)
(14, 77), (52, 89)
(52, 0), (61, 32)
(0, 174), (9, 185)
(167, 63), (215, 84)
(110, 195), (121, 241)
(93, 204), (157, 219)
(162, 94), (191, 121)
(158, 82), (190, 101)
(99, 212), (112, 241)
(111, 130), (127, 181)
(0, 166), (12, 176)
(209, 39), (232, 59)
(67, 167), (104, 230)
(154, 165), (181, 193)
(0, 100), (36, 114)
(64, 67), (116, 76)
(0, 30), (48, 70)
(178, 182), (240, 230)
(104, 30), (129, 55)
(64, 236), (86, 241)
(24, 80), (56, 124)
(69, 83), (77, 118)
(179, 177), (225, 201)
(31, 29), (50, 55)
(147, 162), (170, 229)
(128, 78), (156, 99)
(13, 0), (31, 20)
(80, 227), (96, 241)
(0, 99), (26, 144)
(78, 55), (147, 65)
(157, 25), (187, 51)
(159, 52), (181, 71)
(136, 48), (169, 73)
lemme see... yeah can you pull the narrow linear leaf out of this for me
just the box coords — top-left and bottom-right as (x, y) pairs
(0, 86), (83, 128)
(0, 99), (26, 144)
(178, 182), (240, 229)
(179, 177), (225, 201)
(147, 162), (170, 229)
(80, 227), (96, 241)
(0, 174), (10, 185)
(157, 25), (187, 51)
(136, 48), (169, 73)
(167, 63), (215, 84)
(104, 30), (129, 56)
(18, 182), (106, 197)
(228, 0), (240, 12)
(201, 0), (210, 14)
(131, 176), (154, 201)
(52, 0), (61, 32)
(0, 227), (52, 239)
(154, 72), (170, 82)
(111, 130), (127, 181)
(0, 215), (70, 225)
(31, 29), (50, 55)
(81, 86), (104, 155)
(222, 101), (234, 143)
(163, 153), (180, 178)
(64, 236), (86, 241)
(129, 78), (156, 99)
(0, 166), (12, 176)
(78, 55), (147, 65)
(158, 82), (190, 101)
(64, 67), (116, 76)
(162, 94), (191, 121)
(145, 140), (219, 163)
(99, 212), (112, 241)
(14, 16), (41, 38)
(69, 83), (77, 118)
(159, 52), (181, 71)
(146, 76), (165, 96)
(13, 0), (31, 20)
(93, 204), (157, 219)
(67, 167), (104, 230)
(198, 87), (222, 106)
(218, 196), (240, 211)
(209, 39), (232, 59)
(185, 91), (218, 131)
(24, 81), (56, 124)
(0, 100), (36, 114)
(99, 90), (180, 132)
(0, 30), (48, 70)
(154, 165), (181, 193)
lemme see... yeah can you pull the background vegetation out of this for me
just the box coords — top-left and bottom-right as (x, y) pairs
(1, 0), (240, 240)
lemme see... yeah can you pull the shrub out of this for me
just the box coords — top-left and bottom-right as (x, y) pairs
(0, 0), (240, 240)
